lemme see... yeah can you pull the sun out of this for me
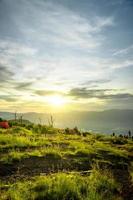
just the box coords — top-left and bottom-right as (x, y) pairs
(47, 95), (66, 107)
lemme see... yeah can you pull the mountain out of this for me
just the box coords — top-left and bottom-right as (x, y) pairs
(0, 109), (133, 134)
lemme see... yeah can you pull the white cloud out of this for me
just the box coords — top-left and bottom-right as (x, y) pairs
(9, 0), (114, 50)
(110, 59), (133, 69)
(0, 40), (37, 56)
(0, 0), (132, 110)
(113, 45), (133, 56)
(0, 0), (116, 88)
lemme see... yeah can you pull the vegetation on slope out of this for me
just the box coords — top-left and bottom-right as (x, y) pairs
(0, 123), (133, 200)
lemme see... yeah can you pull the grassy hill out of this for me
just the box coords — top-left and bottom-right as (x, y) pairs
(1, 109), (133, 134)
(0, 124), (133, 200)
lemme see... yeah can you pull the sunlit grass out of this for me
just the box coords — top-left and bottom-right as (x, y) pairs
(0, 125), (132, 200)
(3, 169), (120, 200)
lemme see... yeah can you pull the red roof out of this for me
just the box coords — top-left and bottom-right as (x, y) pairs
(0, 121), (9, 129)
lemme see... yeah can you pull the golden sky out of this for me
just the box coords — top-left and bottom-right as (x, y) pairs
(0, 0), (133, 113)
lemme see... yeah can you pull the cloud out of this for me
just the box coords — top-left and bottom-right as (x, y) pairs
(14, 81), (33, 90)
(0, 38), (50, 82)
(110, 59), (133, 69)
(0, 65), (14, 83)
(10, 0), (114, 50)
(82, 79), (111, 86)
(108, 0), (124, 5)
(0, 39), (37, 57)
(103, 93), (133, 100)
(35, 89), (63, 96)
(0, 0), (132, 111)
(113, 45), (133, 56)
(0, 95), (18, 102)
(69, 87), (133, 100)
(69, 88), (111, 99)
(0, 0), (127, 87)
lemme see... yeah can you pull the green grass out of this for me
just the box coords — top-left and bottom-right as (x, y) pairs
(1, 169), (120, 200)
(0, 125), (132, 200)
(0, 127), (131, 166)
(0, 147), (62, 163)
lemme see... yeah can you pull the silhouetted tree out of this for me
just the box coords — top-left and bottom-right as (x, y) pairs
(74, 126), (78, 133)
(0, 117), (3, 122)
(14, 111), (17, 121)
(112, 132), (115, 137)
(124, 135), (128, 139)
(119, 134), (123, 138)
(20, 114), (23, 125)
(65, 128), (70, 134)
(128, 130), (131, 138)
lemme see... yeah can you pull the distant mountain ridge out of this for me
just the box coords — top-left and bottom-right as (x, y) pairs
(0, 109), (133, 134)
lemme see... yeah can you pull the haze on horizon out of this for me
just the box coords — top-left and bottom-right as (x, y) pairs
(0, 0), (133, 113)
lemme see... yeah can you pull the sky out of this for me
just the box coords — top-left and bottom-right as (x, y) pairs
(0, 0), (133, 113)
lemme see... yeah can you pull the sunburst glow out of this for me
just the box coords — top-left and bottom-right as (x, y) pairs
(46, 95), (66, 107)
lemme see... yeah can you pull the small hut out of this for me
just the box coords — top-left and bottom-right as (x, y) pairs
(0, 121), (9, 129)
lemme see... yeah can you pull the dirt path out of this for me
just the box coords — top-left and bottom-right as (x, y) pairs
(0, 156), (133, 200)
(0, 156), (91, 182)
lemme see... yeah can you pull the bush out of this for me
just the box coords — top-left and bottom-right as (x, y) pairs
(0, 117), (3, 122)
(6, 170), (119, 200)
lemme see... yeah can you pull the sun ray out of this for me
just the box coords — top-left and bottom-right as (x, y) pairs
(46, 95), (66, 107)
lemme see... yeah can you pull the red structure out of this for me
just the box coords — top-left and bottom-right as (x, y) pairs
(0, 121), (9, 129)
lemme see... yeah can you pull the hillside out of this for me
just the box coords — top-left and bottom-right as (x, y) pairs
(0, 109), (133, 134)
(0, 124), (133, 200)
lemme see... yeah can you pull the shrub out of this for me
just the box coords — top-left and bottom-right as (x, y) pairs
(88, 168), (119, 200)
(6, 170), (119, 200)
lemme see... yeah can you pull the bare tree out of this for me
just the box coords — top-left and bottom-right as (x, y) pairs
(48, 115), (54, 127)
(14, 111), (17, 121)
(38, 118), (42, 125)
(20, 114), (23, 125)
